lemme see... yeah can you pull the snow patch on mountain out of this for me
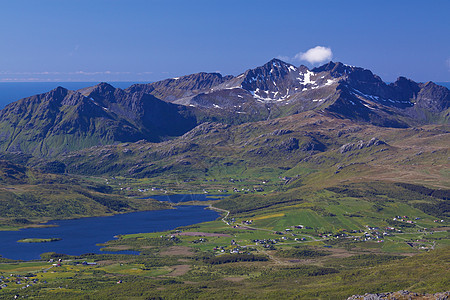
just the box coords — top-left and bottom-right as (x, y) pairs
(325, 79), (336, 86)
(302, 71), (316, 84)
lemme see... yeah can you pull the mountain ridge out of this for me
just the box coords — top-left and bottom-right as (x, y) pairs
(0, 59), (448, 157)
(126, 59), (448, 126)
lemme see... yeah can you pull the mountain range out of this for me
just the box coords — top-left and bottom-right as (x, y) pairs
(0, 59), (448, 299)
(0, 59), (448, 158)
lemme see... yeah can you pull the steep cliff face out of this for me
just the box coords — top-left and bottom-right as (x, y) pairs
(126, 72), (233, 102)
(0, 84), (198, 156)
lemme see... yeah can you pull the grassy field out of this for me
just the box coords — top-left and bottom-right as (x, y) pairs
(0, 115), (448, 298)
(0, 174), (448, 298)
(0, 211), (447, 299)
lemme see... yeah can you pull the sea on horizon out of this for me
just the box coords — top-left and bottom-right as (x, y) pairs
(0, 81), (148, 109)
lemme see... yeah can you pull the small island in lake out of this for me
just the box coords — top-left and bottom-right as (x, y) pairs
(17, 238), (62, 243)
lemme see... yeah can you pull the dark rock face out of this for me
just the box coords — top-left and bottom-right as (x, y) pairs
(390, 76), (421, 100)
(84, 86), (198, 139)
(126, 72), (233, 102)
(312, 62), (448, 122)
(415, 82), (450, 113)
(0, 84), (198, 156)
(278, 137), (299, 151)
(239, 59), (306, 100)
(124, 59), (449, 127)
(300, 138), (326, 152)
(0, 59), (448, 158)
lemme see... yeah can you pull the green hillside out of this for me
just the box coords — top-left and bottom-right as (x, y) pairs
(0, 160), (169, 230)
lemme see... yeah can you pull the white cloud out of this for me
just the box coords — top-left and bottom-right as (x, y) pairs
(295, 46), (333, 64)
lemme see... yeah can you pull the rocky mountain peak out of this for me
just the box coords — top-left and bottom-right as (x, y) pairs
(126, 72), (233, 103)
(298, 65), (309, 73)
(246, 58), (298, 78)
(312, 62), (382, 84)
(237, 59), (307, 100)
(77, 82), (118, 100)
(172, 72), (231, 90)
(312, 61), (352, 77)
(44, 86), (69, 102)
(392, 76), (419, 89)
(389, 77), (420, 100)
(90, 82), (116, 96)
(313, 61), (342, 71)
(83, 82), (122, 105)
(415, 81), (450, 112)
(264, 58), (295, 70)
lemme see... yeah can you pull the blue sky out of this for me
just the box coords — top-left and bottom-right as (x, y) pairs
(0, 0), (449, 83)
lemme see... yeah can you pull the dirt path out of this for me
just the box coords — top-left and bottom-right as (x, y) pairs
(259, 249), (284, 265)
(208, 205), (230, 224)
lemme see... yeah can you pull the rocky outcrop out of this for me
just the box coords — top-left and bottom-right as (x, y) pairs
(340, 138), (387, 153)
(277, 137), (299, 151)
(270, 129), (293, 136)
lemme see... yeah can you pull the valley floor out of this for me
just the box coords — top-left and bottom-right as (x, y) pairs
(0, 186), (448, 299)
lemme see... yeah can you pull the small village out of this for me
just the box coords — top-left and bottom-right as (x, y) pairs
(150, 210), (443, 258)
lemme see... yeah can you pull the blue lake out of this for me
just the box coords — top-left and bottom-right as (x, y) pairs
(0, 205), (219, 261)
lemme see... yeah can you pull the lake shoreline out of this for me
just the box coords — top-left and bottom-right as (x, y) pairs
(0, 194), (230, 232)
(0, 197), (223, 261)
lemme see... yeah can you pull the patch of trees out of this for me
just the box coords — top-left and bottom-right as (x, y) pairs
(76, 189), (130, 211)
(111, 236), (180, 248)
(86, 184), (113, 194)
(277, 248), (331, 258)
(0, 255), (19, 263)
(395, 183), (450, 200)
(327, 183), (420, 202)
(40, 252), (72, 260)
(326, 182), (449, 218)
(260, 265), (338, 279)
(333, 254), (405, 267)
(142, 257), (181, 268)
(11, 218), (32, 224)
(36, 160), (66, 174)
(309, 206), (336, 217)
(412, 201), (449, 219)
(216, 193), (303, 214)
(204, 254), (268, 265)
(343, 213), (363, 217)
